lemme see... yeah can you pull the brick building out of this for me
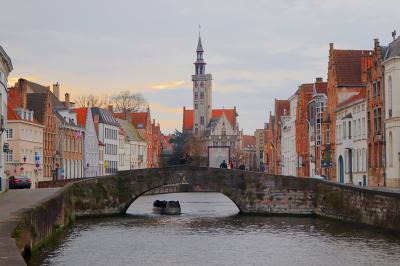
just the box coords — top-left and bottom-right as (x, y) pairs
(366, 39), (386, 186)
(322, 44), (372, 181)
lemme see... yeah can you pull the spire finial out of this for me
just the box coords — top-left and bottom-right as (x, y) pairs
(199, 24), (201, 37)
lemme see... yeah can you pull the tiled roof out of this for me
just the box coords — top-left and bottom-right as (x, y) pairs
(274, 99), (290, 120)
(117, 118), (145, 142)
(74, 108), (88, 128)
(25, 80), (63, 108)
(91, 107), (120, 126)
(7, 99), (20, 120)
(336, 88), (367, 110)
(183, 109), (194, 131)
(242, 135), (256, 148)
(27, 93), (48, 123)
(315, 82), (328, 94)
(182, 108), (237, 131)
(384, 37), (400, 60)
(131, 112), (150, 129)
(331, 49), (371, 87)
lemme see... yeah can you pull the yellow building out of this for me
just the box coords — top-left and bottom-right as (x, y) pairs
(5, 102), (44, 188)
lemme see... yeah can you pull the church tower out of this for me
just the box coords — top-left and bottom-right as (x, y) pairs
(192, 33), (213, 136)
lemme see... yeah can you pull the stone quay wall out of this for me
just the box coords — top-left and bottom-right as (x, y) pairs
(8, 166), (400, 264)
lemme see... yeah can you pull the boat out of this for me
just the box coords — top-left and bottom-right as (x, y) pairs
(153, 200), (181, 215)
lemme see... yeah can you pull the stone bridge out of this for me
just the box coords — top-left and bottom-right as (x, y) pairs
(8, 165), (400, 264)
(70, 165), (400, 231)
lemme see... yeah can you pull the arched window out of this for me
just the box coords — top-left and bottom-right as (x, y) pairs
(388, 75), (393, 117)
(389, 131), (393, 167)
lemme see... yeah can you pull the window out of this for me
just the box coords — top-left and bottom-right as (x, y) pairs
(222, 129), (226, 136)
(325, 124), (330, 144)
(200, 116), (204, 125)
(200, 92), (204, 100)
(6, 150), (13, 162)
(6, 128), (13, 139)
(194, 92), (198, 99)
(348, 121), (352, 139)
(367, 111), (371, 134)
(195, 103), (198, 110)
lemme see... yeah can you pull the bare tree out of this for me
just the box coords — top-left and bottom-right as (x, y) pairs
(231, 148), (248, 168)
(183, 136), (207, 166)
(112, 91), (148, 112)
(75, 94), (110, 108)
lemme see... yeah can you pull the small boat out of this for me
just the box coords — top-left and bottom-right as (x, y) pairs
(153, 200), (181, 215)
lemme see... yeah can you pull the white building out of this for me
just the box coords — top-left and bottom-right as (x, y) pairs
(383, 36), (400, 188)
(92, 107), (120, 175)
(75, 107), (100, 177)
(335, 92), (368, 185)
(281, 93), (297, 176)
(117, 126), (130, 171)
(0, 45), (12, 192)
(117, 118), (147, 170)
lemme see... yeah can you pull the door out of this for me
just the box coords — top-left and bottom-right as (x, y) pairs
(338, 155), (344, 183)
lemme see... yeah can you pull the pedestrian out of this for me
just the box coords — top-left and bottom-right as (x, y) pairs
(229, 161), (234, 169)
(220, 160), (228, 169)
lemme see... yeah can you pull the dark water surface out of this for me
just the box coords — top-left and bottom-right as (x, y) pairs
(31, 192), (400, 266)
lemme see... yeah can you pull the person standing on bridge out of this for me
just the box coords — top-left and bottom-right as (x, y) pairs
(220, 160), (228, 169)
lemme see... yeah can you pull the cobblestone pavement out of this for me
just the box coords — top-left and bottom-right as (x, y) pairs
(0, 188), (60, 265)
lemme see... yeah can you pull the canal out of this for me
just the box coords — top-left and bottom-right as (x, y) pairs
(31, 192), (400, 266)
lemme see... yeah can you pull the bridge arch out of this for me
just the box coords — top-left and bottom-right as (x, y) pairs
(71, 165), (316, 217)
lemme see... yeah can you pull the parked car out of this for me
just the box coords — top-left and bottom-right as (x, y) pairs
(8, 176), (32, 189)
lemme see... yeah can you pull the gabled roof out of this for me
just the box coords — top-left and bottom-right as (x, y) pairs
(27, 93), (48, 123)
(25, 80), (63, 108)
(7, 99), (20, 120)
(331, 49), (371, 87)
(384, 37), (400, 61)
(274, 99), (290, 121)
(336, 88), (367, 110)
(74, 107), (88, 128)
(91, 107), (120, 126)
(117, 118), (145, 142)
(182, 108), (237, 131)
(242, 135), (256, 149)
(131, 112), (150, 129)
(183, 109), (194, 131)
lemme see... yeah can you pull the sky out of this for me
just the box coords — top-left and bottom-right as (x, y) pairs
(1, 0), (399, 134)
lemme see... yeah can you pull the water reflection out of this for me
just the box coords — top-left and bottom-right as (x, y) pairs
(31, 193), (400, 266)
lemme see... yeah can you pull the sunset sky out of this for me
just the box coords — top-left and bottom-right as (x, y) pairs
(1, 0), (399, 134)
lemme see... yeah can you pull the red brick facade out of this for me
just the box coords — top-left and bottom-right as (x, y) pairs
(367, 39), (385, 186)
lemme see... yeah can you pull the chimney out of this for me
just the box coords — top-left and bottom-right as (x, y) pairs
(316, 77), (323, 83)
(19, 78), (28, 109)
(53, 82), (60, 99)
(107, 105), (113, 113)
(329, 43), (334, 50)
(64, 93), (70, 109)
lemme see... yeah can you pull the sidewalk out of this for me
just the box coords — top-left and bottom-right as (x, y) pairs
(0, 188), (60, 265)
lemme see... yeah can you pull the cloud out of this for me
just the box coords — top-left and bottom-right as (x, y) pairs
(150, 80), (186, 90)
(149, 102), (182, 114)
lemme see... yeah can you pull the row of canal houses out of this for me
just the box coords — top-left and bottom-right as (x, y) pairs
(264, 34), (400, 188)
(0, 55), (162, 190)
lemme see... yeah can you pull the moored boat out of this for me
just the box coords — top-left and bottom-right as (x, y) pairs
(153, 200), (181, 215)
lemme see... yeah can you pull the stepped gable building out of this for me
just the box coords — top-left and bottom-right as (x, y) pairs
(382, 34), (400, 188)
(182, 35), (240, 154)
(367, 38), (386, 187)
(322, 44), (372, 181)
(270, 99), (289, 175)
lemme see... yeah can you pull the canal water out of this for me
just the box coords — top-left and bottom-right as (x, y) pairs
(31, 192), (400, 266)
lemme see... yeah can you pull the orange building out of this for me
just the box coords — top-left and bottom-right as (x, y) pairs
(367, 39), (385, 186)
(263, 100), (289, 174)
(322, 43), (372, 181)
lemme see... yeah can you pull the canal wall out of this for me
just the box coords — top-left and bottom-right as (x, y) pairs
(6, 165), (400, 264)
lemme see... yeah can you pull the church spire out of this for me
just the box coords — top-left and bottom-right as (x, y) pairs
(194, 26), (206, 75)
